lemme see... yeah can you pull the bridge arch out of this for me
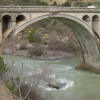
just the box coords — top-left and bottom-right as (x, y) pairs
(2, 15), (12, 33)
(82, 15), (90, 24)
(16, 15), (26, 26)
(92, 15), (99, 35)
(92, 15), (99, 21)
(14, 14), (93, 37)
(12, 13), (100, 62)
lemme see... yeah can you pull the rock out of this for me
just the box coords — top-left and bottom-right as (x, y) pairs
(26, 43), (33, 48)
(48, 80), (66, 89)
(17, 35), (22, 40)
(16, 44), (21, 49)
(3, 49), (12, 54)
(19, 44), (27, 50)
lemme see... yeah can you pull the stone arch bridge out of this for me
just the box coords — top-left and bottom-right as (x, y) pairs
(0, 6), (100, 73)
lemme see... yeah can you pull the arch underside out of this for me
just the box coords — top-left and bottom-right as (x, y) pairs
(12, 13), (100, 61)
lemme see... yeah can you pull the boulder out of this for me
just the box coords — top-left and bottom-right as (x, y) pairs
(48, 80), (66, 89)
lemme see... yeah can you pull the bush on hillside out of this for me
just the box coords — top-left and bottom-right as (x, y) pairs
(62, 1), (71, 7)
(87, 2), (94, 6)
(52, 1), (57, 6)
(28, 46), (43, 57)
(0, 56), (7, 76)
(28, 30), (36, 43)
(20, 44), (27, 50)
(39, 1), (48, 6)
(5, 79), (18, 95)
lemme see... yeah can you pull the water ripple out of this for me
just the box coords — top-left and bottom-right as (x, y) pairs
(55, 66), (73, 71)
(40, 79), (74, 91)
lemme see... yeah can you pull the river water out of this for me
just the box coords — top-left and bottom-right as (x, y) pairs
(2, 55), (100, 100)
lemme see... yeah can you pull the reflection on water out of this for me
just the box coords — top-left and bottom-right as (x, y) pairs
(2, 55), (100, 100)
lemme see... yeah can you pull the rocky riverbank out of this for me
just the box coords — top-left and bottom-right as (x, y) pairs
(3, 18), (82, 59)
(2, 33), (81, 60)
(3, 42), (77, 60)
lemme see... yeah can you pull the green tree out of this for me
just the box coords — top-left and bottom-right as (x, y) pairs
(28, 30), (36, 43)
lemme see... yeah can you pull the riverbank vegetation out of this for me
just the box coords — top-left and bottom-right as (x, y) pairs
(28, 30), (36, 43)
(0, 56), (7, 76)
(0, 62), (56, 100)
(0, 0), (100, 7)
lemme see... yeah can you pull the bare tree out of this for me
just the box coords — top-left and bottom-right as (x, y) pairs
(7, 62), (55, 100)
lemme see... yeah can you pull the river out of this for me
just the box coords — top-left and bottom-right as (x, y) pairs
(2, 54), (100, 100)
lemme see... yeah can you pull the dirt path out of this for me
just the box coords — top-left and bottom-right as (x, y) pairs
(0, 84), (17, 100)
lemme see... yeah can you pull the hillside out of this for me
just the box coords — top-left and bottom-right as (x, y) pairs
(0, 0), (48, 6)
(0, 0), (100, 6)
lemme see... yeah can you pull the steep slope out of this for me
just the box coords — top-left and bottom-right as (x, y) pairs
(0, 0), (99, 6)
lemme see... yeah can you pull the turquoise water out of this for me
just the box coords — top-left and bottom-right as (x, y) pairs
(3, 55), (100, 100)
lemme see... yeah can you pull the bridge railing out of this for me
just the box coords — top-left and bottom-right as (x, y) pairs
(0, 6), (100, 12)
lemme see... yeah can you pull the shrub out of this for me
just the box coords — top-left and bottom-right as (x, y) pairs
(20, 44), (27, 50)
(20, 84), (42, 100)
(5, 79), (18, 95)
(52, 19), (58, 26)
(28, 30), (36, 43)
(39, 1), (48, 6)
(0, 56), (7, 76)
(62, 1), (70, 7)
(6, 62), (55, 100)
(52, 1), (57, 6)
(87, 2), (94, 6)
(43, 41), (48, 45)
(20, 83), (53, 100)
(28, 46), (43, 57)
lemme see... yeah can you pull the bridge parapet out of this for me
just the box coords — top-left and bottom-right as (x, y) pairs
(0, 6), (100, 12)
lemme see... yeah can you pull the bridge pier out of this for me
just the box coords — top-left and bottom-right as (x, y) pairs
(10, 20), (16, 36)
(3, 20), (16, 39)
(77, 56), (100, 74)
(89, 18), (92, 28)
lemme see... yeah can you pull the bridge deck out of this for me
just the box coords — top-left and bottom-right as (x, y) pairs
(0, 6), (100, 13)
